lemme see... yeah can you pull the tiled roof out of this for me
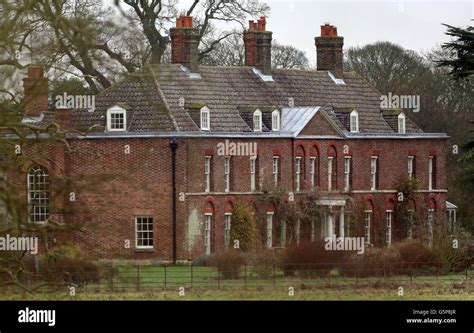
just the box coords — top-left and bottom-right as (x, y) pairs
(38, 64), (424, 135)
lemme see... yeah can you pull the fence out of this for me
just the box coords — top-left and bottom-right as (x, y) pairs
(49, 262), (473, 292)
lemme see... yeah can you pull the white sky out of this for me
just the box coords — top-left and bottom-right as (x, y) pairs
(112, 0), (473, 66)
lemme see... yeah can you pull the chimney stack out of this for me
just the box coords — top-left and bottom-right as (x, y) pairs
(244, 16), (272, 75)
(23, 66), (48, 117)
(170, 16), (200, 72)
(315, 23), (344, 77)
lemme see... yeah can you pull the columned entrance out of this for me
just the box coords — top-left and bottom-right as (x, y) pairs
(316, 197), (348, 239)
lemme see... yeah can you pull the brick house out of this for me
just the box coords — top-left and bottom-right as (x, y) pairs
(16, 16), (456, 262)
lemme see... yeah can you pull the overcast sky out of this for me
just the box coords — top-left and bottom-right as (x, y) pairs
(115, 0), (472, 66)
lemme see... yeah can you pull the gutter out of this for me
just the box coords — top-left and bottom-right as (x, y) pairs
(169, 138), (178, 264)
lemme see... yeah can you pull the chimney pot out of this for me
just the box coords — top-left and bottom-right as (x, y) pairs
(244, 16), (272, 75)
(315, 23), (344, 76)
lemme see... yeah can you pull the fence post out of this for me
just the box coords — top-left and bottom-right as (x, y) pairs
(272, 264), (276, 288)
(137, 265), (140, 291)
(110, 264), (114, 292)
(217, 265), (220, 290)
(164, 265), (167, 289)
(191, 265), (193, 289)
(244, 265), (247, 290)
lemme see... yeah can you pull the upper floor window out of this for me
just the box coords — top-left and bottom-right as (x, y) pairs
(344, 156), (352, 191)
(272, 156), (279, 186)
(310, 156), (318, 188)
(250, 156), (257, 191)
(271, 109), (280, 131)
(253, 109), (262, 132)
(224, 157), (231, 192)
(428, 156), (436, 190)
(200, 106), (210, 131)
(398, 113), (406, 134)
(204, 156), (212, 192)
(27, 165), (49, 223)
(370, 156), (378, 190)
(107, 106), (126, 132)
(350, 110), (359, 132)
(408, 156), (415, 178)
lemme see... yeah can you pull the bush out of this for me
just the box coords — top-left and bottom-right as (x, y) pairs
(192, 254), (216, 267)
(393, 240), (438, 269)
(344, 247), (402, 277)
(229, 201), (258, 252)
(282, 240), (348, 277)
(215, 250), (245, 280)
(247, 249), (281, 278)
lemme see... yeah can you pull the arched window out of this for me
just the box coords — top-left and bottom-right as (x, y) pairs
(271, 109), (280, 131)
(253, 109), (262, 132)
(350, 110), (359, 132)
(27, 165), (50, 223)
(398, 112), (406, 134)
(200, 106), (210, 131)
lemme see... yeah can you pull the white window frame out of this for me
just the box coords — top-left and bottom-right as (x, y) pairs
(344, 156), (351, 191)
(250, 156), (257, 191)
(253, 109), (262, 132)
(204, 213), (212, 255)
(135, 216), (154, 250)
(224, 156), (231, 193)
(398, 112), (406, 134)
(385, 210), (393, 245)
(271, 109), (280, 131)
(310, 157), (317, 188)
(428, 156), (434, 190)
(408, 156), (415, 179)
(106, 106), (127, 132)
(200, 106), (210, 131)
(364, 210), (372, 244)
(272, 156), (279, 186)
(204, 156), (211, 192)
(27, 165), (50, 224)
(328, 157), (334, 192)
(266, 212), (274, 248)
(224, 213), (232, 248)
(350, 110), (359, 133)
(370, 156), (378, 191)
(295, 157), (302, 192)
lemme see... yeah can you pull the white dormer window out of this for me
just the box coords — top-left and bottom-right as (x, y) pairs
(107, 106), (127, 132)
(350, 110), (359, 132)
(253, 109), (262, 132)
(398, 113), (406, 134)
(271, 109), (280, 131)
(200, 106), (210, 131)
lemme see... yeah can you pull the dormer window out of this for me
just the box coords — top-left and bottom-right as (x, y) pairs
(200, 106), (210, 131)
(350, 110), (359, 132)
(253, 109), (262, 132)
(271, 109), (280, 131)
(107, 106), (126, 132)
(398, 113), (406, 134)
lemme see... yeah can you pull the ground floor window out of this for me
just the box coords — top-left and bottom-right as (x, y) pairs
(266, 213), (274, 248)
(205, 214), (212, 255)
(224, 213), (231, 248)
(364, 211), (372, 245)
(385, 211), (392, 245)
(135, 216), (154, 249)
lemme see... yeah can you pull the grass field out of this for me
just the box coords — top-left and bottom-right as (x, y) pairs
(1, 266), (473, 300)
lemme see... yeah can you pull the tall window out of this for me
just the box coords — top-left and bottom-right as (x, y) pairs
(408, 156), (415, 179)
(295, 220), (301, 245)
(295, 157), (302, 191)
(280, 221), (286, 246)
(106, 106), (127, 132)
(224, 157), (231, 192)
(398, 113), (406, 134)
(350, 110), (359, 132)
(253, 109), (262, 132)
(385, 211), (392, 245)
(224, 213), (232, 248)
(310, 157), (317, 188)
(204, 214), (212, 255)
(271, 109), (280, 131)
(135, 216), (154, 249)
(250, 156), (257, 191)
(27, 166), (50, 223)
(364, 210), (372, 244)
(370, 157), (378, 190)
(272, 156), (279, 186)
(328, 157), (334, 192)
(204, 156), (212, 192)
(428, 156), (436, 190)
(200, 106), (210, 131)
(344, 156), (351, 191)
(266, 212), (273, 248)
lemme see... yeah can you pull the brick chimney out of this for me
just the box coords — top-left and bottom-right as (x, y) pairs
(23, 66), (48, 117)
(315, 23), (344, 77)
(170, 16), (200, 72)
(244, 17), (272, 75)
(54, 107), (71, 129)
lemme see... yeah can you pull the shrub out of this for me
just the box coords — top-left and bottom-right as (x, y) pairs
(344, 247), (402, 277)
(247, 249), (281, 278)
(393, 240), (438, 269)
(432, 238), (472, 273)
(282, 240), (348, 277)
(215, 250), (245, 280)
(192, 254), (216, 267)
(229, 201), (258, 252)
